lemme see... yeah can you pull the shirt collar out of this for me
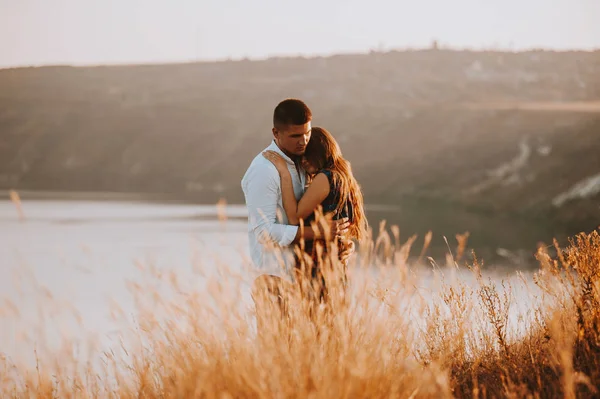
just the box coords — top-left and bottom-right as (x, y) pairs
(267, 140), (296, 166)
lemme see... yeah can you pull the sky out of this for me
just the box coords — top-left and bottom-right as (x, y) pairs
(1, 0), (599, 68)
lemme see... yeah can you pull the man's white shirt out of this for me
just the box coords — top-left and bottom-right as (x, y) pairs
(241, 140), (306, 280)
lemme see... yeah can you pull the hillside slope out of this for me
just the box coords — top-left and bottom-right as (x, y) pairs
(1, 49), (599, 258)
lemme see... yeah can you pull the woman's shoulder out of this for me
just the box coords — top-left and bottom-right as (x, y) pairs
(312, 171), (331, 185)
(307, 172), (332, 196)
(318, 169), (334, 182)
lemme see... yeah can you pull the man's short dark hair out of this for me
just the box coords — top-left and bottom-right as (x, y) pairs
(273, 99), (312, 129)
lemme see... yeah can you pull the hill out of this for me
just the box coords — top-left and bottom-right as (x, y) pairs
(1, 49), (599, 260)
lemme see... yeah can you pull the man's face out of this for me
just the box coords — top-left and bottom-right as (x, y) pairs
(273, 122), (311, 157)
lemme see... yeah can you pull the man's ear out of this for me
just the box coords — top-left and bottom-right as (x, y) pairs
(272, 127), (278, 139)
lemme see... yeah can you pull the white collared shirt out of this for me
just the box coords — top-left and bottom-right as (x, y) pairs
(241, 140), (306, 280)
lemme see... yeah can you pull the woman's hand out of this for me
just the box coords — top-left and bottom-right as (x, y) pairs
(262, 150), (289, 175)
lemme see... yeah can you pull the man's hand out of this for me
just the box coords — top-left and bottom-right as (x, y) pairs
(339, 240), (355, 266)
(330, 217), (355, 266)
(330, 217), (350, 240)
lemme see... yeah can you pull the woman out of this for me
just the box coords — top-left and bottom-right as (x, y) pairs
(262, 127), (367, 301)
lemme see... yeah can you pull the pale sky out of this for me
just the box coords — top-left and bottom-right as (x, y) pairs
(1, 0), (599, 68)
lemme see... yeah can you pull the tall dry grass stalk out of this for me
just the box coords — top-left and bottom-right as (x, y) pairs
(1, 213), (599, 398)
(9, 189), (25, 222)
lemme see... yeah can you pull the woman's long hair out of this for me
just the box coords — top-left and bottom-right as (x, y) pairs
(304, 127), (367, 241)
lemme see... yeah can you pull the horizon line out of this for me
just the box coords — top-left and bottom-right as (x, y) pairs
(2, 44), (599, 71)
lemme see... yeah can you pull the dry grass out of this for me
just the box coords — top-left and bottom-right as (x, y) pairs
(1, 219), (600, 398)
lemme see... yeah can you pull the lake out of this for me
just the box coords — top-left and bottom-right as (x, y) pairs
(0, 198), (543, 372)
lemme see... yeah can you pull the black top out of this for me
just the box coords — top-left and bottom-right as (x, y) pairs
(305, 169), (352, 224)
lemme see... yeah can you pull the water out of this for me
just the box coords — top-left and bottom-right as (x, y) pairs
(0, 199), (543, 372)
(0, 199), (255, 366)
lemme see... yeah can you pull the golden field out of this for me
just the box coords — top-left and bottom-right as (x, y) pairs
(1, 220), (599, 398)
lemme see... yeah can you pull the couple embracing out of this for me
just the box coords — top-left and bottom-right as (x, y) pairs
(241, 99), (367, 314)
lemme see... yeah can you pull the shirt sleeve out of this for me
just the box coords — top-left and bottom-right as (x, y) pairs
(243, 163), (299, 248)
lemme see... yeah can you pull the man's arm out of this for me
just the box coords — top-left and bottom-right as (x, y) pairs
(292, 216), (351, 246)
(243, 162), (351, 248)
(243, 164), (298, 248)
(291, 219), (317, 244)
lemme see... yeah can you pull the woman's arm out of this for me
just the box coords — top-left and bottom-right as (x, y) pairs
(279, 171), (300, 225)
(296, 173), (330, 220)
(262, 151), (330, 225)
(280, 172), (330, 225)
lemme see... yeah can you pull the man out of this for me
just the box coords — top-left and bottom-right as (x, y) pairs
(241, 99), (353, 314)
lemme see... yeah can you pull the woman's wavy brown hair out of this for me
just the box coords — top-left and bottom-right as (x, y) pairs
(303, 127), (367, 241)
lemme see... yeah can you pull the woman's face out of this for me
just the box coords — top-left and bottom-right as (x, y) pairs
(301, 156), (319, 175)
